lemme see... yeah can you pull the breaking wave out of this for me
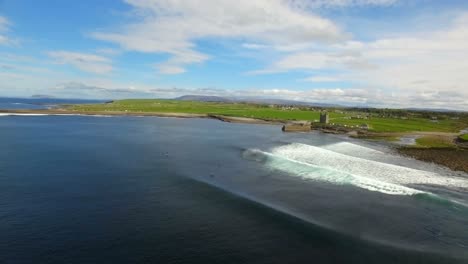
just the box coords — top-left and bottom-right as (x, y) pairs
(321, 142), (387, 161)
(243, 148), (424, 196)
(270, 143), (468, 191)
(243, 142), (468, 207)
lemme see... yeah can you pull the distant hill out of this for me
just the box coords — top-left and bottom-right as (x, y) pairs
(31, 94), (56, 99)
(236, 98), (340, 108)
(404, 107), (465, 113)
(175, 95), (231, 102)
(174, 95), (340, 107)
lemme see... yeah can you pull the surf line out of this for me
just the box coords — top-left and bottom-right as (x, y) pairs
(243, 148), (468, 209)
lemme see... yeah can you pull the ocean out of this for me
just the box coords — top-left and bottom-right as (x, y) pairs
(1, 114), (468, 263)
(0, 97), (105, 110)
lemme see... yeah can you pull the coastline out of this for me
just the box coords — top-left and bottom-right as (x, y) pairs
(0, 109), (284, 125)
(2, 108), (467, 173)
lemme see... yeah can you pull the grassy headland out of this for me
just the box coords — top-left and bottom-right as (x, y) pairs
(68, 99), (468, 133)
(69, 99), (327, 121)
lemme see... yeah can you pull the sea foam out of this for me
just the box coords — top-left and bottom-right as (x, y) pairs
(322, 142), (386, 160)
(243, 148), (424, 196)
(270, 143), (468, 191)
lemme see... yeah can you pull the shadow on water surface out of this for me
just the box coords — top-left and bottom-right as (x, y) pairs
(180, 176), (467, 264)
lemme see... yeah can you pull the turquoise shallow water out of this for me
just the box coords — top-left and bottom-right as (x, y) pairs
(0, 115), (467, 263)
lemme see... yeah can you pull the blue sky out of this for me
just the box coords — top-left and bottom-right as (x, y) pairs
(1, 0), (468, 110)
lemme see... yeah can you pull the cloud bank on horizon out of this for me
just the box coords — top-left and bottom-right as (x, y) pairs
(1, 0), (468, 110)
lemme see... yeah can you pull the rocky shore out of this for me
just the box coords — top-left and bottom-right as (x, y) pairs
(398, 147), (468, 173)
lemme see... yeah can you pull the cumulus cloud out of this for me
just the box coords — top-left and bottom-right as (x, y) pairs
(48, 51), (113, 74)
(92, 0), (344, 74)
(338, 13), (468, 101)
(249, 12), (468, 109)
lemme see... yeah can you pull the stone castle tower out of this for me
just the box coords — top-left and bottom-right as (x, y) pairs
(320, 112), (329, 124)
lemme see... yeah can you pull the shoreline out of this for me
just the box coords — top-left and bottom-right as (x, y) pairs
(2, 108), (467, 173)
(397, 147), (468, 173)
(0, 109), (284, 125)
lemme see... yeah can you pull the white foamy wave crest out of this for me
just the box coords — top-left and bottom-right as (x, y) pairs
(322, 142), (385, 159)
(243, 149), (424, 196)
(270, 143), (468, 190)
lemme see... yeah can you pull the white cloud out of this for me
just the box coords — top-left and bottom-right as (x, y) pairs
(250, 12), (468, 110)
(341, 13), (468, 98)
(156, 64), (186, 75)
(303, 76), (341, 82)
(0, 16), (13, 45)
(3, 1), (467, 110)
(288, 0), (397, 9)
(251, 50), (376, 74)
(48, 51), (113, 74)
(54, 81), (138, 93)
(0, 35), (9, 44)
(242, 43), (269, 50)
(92, 0), (344, 74)
(0, 16), (8, 31)
(95, 48), (121, 56)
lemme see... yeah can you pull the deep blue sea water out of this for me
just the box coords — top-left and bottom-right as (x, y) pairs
(1, 115), (468, 263)
(0, 97), (105, 110)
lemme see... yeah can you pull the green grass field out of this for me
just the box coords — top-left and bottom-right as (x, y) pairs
(330, 116), (461, 133)
(71, 99), (336, 121)
(460, 134), (468, 141)
(70, 99), (467, 133)
(415, 136), (455, 148)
